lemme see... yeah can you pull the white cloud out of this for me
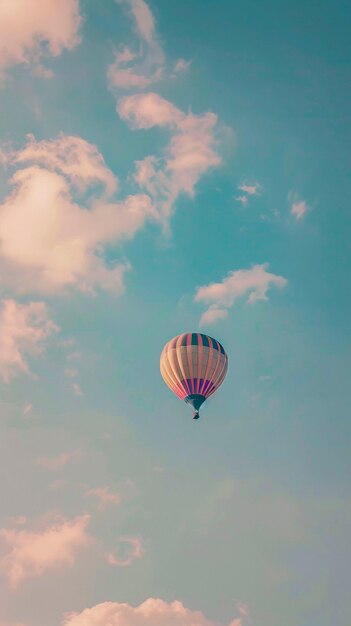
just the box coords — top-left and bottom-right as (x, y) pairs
(108, 0), (164, 90)
(195, 264), (287, 326)
(63, 598), (247, 626)
(0, 135), (156, 294)
(118, 92), (220, 223)
(0, 299), (58, 382)
(0, 514), (90, 588)
(106, 536), (144, 566)
(0, 0), (81, 79)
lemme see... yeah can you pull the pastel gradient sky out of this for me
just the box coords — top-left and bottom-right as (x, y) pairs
(0, 1), (350, 625)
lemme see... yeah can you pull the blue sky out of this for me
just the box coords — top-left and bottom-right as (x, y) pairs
(0, 1), (350, 625)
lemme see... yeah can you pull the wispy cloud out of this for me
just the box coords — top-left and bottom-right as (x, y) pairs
(238, 182), (261, 196)
(235, 195), (248, 206)
(72, 382), (83, 396)
(229, 603), (250, 626)
(0, 0), (82, 80)
(108, 0), (164, 90)
(0, 135), (156, 295)
(288, 191), (310, 219)
(118, 92), (221, 225)
(35, 450), (83, 471)
(22, 402), (33, 417)
(63, 598), (248, 626)
(85, 487), (120, 511)
(0, 514), (90, 588)
(235, 181), (262, 207)
(173, 58), (192, 75)
(195, 264), (287, 326)
(0, 299), (58, 383)
(106, 536), (144, 567)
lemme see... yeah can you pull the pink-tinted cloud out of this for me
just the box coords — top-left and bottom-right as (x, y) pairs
(13, 134), (118, 196)
(118, 92), (220, 224)
(63, 598), (248, 626)
(0, 0), (81, 79)
(85, 487), (120, 511)
(0, 514), (90, 588)
(118, 92), (182, 128)
(0, 135), (156, 294)
(195, 264), (287, 326)
(108, 0), (164, 90)
(235, 195), (248, 206)
(291, 201), (308, 219)
(288, 191), (310, 219)
(0, 299), (58, 382)
(238, 182), (261, 196)
(198, 307), (228, 327)
(35, 450), (83, 471)
(106, 536), (144, 566)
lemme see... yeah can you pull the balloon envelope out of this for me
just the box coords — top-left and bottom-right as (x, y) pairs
(160, 332), (228, 419)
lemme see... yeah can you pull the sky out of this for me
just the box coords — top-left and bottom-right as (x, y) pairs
(0, 0), (350, 625)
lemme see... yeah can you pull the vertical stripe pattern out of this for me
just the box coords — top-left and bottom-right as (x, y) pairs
(160, 333), (228, 401)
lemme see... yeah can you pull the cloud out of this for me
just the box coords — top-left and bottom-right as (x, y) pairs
(291, 201), (308, 219)
(85, 487), (120, 511)
(238, 182), (261, 196)
(288, 191), (310, 219)
(0, 514), (90, 588)
(63, 598), (248, 626)
(198, 307), (228, 326)
(235, 195), (248, 206)
(0, 299), (58, 382)
(10, 517), (27, 527)
(13, 134), (118, 196)
(106, 536), (144, 566)
(195, 264), (287, 326)
(35, 450), (83, 471)
(65, 368), (78, 378)
(22, 402), (33, 416)
(0, 135), (156, 294)
(118, 92), (221, 223)
(118, 92), (182, 128)
(72, 382), (83, 396)
(108, 0), (164, 90)
(0, 0), (81, 79)
(173, 58), (192, 75)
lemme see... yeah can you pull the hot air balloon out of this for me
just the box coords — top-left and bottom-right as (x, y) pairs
(160, 333), (228, 419)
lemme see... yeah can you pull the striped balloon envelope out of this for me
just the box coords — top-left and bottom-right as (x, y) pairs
(160, 332), (228, 419)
